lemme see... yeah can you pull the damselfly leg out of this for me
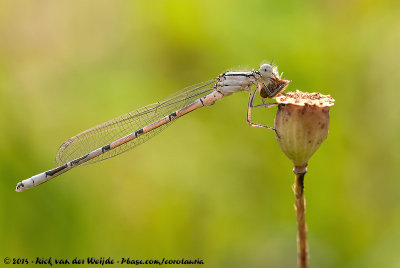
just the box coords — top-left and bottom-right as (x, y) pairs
(246, 87), (279, 131)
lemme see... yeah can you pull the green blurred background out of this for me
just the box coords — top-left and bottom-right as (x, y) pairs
(1, 0), (400, 267)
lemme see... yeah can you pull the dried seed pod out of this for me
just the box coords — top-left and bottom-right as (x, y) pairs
(274, 91), (335, 171)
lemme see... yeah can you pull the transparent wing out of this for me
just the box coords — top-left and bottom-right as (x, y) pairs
(55, 80), (216, 166)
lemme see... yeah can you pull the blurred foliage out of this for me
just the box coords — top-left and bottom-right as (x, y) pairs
(1, 0), (400, 267)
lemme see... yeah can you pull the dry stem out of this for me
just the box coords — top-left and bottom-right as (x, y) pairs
(293, 167), (308, 268)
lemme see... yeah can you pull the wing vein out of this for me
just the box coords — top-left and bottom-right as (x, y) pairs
(55, 80), (216, 166)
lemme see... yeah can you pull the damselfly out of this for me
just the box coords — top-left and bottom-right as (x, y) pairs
(16, 63), (290, 192)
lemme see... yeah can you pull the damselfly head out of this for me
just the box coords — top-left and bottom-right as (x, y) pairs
(258, 64), (290, 98)
(259, 64), (278, 80)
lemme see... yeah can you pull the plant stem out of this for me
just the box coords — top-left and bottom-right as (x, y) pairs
(293, 166), (308, 268)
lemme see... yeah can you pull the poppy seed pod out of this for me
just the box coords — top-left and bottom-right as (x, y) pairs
(274, 91), (335, 172)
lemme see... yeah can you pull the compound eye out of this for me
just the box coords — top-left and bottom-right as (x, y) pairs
(259, 64), (274, 78)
